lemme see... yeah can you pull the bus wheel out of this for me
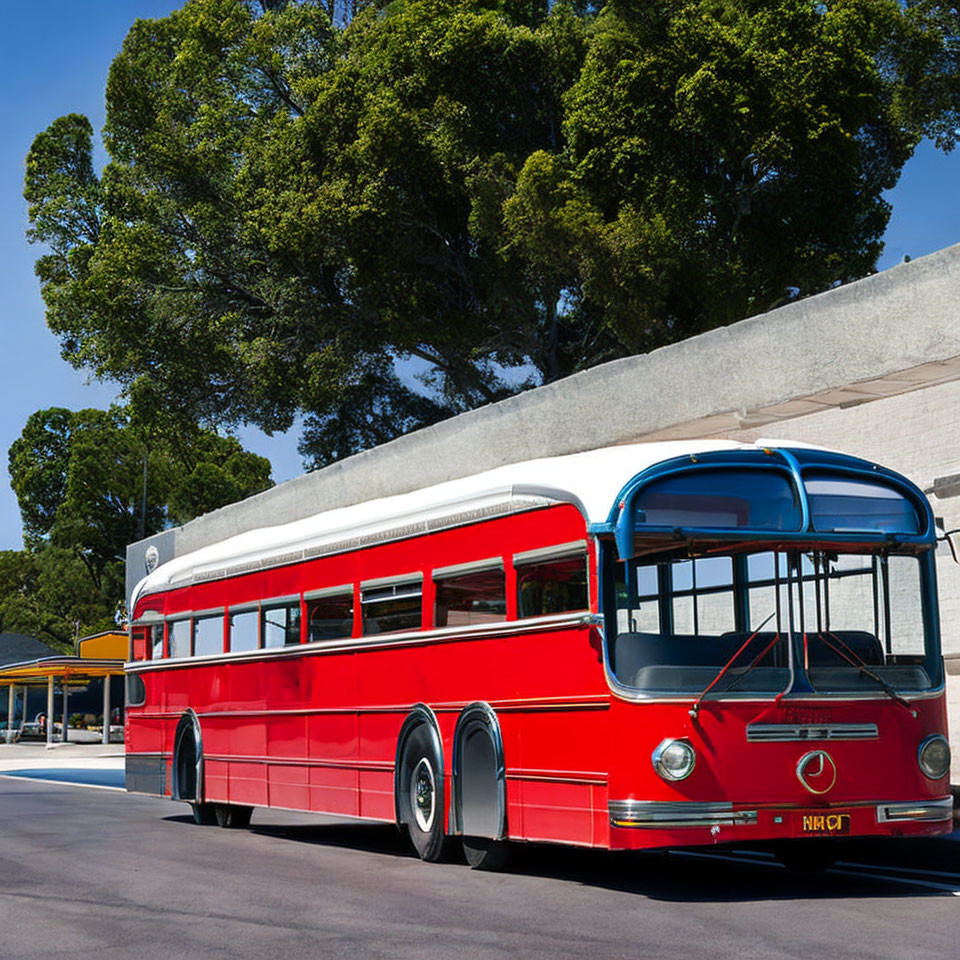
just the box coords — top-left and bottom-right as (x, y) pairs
(191, 802), (217, 825)
(402, 725), (452, 862)
(462, 836), (511, 871)
(214, 804), (253, 829)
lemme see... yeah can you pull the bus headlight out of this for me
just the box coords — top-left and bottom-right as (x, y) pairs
(918, 735), (950, 780)
(652, 738), (696, 782)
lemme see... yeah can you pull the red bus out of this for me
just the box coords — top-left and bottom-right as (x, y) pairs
(125, 441), (952, 869)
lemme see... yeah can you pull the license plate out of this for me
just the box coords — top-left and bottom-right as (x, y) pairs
(800, 812), (850, 836)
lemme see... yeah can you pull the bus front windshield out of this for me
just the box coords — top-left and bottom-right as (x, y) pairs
(606, 547), (939, 697)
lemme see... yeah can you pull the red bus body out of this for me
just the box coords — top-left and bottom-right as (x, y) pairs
(125, 443), (952, 855)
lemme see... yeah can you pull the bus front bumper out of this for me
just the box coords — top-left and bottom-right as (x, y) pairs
(607, 797), (954, 848)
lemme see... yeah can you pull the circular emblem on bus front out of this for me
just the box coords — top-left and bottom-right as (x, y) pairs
(796, 750), (837, 795)
(144, 545), (159, 574)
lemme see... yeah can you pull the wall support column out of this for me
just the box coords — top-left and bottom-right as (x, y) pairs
(62, 683), (69, 744)
(46, 677), (54, 746)
(102, 676), (111, 745)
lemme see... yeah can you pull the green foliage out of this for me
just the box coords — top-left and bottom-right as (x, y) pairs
(23, 0), (960, 468)
(5, 405), (272, 644)
(550, 0), (956, 347)
(0, 548), (121, 653)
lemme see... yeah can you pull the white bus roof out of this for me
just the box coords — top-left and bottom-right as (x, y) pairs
(131, 438), (823, 608)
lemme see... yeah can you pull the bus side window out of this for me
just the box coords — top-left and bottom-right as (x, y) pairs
(516, 553), (588, 618)
(193, 614), (224, 656)
(361, 580), (422, 635)
(434, 566), (506, 627)
(308, 593), (354, 641)
(150, 624), (164, 659)
(262, 603), (301, 647)
(229, 609), (260, 652)
(130, 626), (148, 660)
(168, 618), (191, 658)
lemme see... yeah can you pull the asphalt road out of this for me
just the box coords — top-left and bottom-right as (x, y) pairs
(1, 775), (959, 960)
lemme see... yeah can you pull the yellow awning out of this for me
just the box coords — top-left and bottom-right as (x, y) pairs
(0, 657), (125, 685)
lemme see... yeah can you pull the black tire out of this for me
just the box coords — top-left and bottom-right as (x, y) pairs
(462, 836), (511, 871)
(191, 802), (217, 825)
(214, 804), (253, 829)
(402, 724), (452, 862)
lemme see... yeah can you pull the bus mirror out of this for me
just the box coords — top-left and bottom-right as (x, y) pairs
(936, 526), (960, 565)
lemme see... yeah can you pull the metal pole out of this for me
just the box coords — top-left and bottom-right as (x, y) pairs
(5, 684), (13, 744)
(46, 677), (54, 746)
(19, 686), (28, 735)
(62, 683), (69, 744)
(102, 675), (111, 745)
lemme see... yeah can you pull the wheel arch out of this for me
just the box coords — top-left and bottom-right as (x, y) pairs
(172, 708), (204, 803)
(452, 702), (506, 839)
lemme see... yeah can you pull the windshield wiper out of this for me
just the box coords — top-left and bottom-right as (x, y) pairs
(723, 632), (784, 697)
(815, 631), (917, 716)
(689, 611), (777, 719)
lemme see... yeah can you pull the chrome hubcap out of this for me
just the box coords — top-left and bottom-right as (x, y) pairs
(412, 757), (435, 832)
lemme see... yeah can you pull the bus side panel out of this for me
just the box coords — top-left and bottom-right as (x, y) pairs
(268, 763), (310, 811)
(229, 760), (269, 807)
(310, 764), (359, 817)
(204, 758), (229, 804)
(496, 624), (610, 847)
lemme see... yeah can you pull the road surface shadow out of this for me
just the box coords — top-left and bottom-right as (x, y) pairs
(165, 813), (960, 902)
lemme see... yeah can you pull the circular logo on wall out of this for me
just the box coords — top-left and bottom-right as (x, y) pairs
(796, 750), (837, 795)
(144, 545), (160, 574)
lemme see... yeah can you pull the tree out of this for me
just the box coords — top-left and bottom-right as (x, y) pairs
(532, 0), (960, 350)
(24, 0), (590, 466)
(0, 548), (122, 654)
(10, 405), (273, 573)
(24, 0), (960, 468)
(6, 405), (273, 646)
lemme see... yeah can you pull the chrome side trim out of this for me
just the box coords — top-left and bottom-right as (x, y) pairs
(513, 540), (587, 565)
(130, 610), (164, 625)
(303, 583), (353, 601)
(433, 557), (504, 579)
(126, 612), (589, 673)
(259, 594), (300, 607)
(609, 800), (758, 829)
(126, 694), (609, 722)
(154, 496), (553, 593)
(746, 723), (879, 742)
(360, 572), (423, 590)
(876, 797), (954, 823)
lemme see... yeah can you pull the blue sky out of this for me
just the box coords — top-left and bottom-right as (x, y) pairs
(0, 3), (958, 552)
